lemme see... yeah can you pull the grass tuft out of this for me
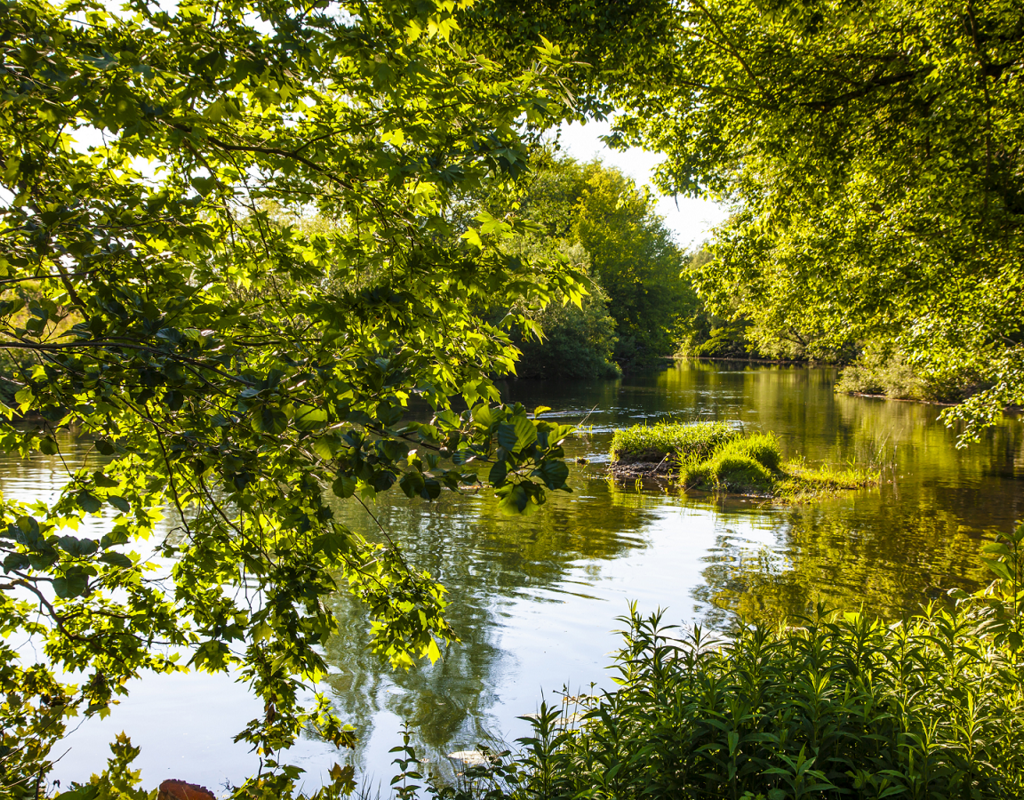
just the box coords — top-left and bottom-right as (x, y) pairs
(613, 423), (878, 499)
(775, 458), (880, 501)
(609, 421), (738, 467)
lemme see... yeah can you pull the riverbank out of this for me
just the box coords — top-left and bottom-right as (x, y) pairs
(673, 354), (815, 366)
(675, 356), (1016, 417)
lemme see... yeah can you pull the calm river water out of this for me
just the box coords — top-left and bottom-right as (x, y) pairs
(5, 361), (1022, 795)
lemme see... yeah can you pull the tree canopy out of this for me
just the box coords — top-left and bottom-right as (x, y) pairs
(502, 154), (695, 369)
(0, 0), (586, 794)
(605, 0), (1024, 438)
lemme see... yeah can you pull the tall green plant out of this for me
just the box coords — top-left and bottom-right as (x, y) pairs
(515, 523), (1024, 800)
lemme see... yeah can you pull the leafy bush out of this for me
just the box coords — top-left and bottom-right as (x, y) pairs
(513, 523), (1024, 800)
(836, 343), (988, 403)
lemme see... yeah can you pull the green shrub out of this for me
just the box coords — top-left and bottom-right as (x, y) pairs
(835, 345), (928, 398)
(513, 524), (1024, 800)
(836, 343), (988, 403)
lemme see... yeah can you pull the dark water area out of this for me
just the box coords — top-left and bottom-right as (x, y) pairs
(3, 361), (1021, 793)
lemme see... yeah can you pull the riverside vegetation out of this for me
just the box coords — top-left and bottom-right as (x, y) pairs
(511, 523), (1024, 800)
(73, 524), (1024, 799)
(610, 422), (879, 500)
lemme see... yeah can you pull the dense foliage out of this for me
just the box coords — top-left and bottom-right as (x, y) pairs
(500, 237), (619, 381)
(835, 342), (989, 403)
(503, 154), (694, 371)
(677, 252), (853, 364)
(606, 0), (1024, 438)
(0, 0), (587, 794)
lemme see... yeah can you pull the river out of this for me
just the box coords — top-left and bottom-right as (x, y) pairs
(4, 361), (1021, 795)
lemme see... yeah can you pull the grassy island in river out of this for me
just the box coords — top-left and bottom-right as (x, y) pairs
(610, 421), (879, 500)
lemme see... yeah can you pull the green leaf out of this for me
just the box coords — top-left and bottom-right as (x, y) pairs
(513, 414), (538, 451)
(3, 553), (31, 572)
(375, 402), (403, 427)
(108, 496), (130, 513)
(312, 530), (351, 558)
(76, 492), (102, 514)
(332, 475), (357, 499)
(99, 552), (134, 568)
(53, 568), (89, 599)
(295, 404), (329, 430)
(371, 470), (396, 492)
(473, 405), (496, 429)
(58, 536), (99, 557)
(535, 460), (569, 490)
(498, 484), (528, 514)
(93, 472), (119, 488)
(488, 460), (508, 486)
(399, 471), (425, 498)
(496, 423), (517, 452)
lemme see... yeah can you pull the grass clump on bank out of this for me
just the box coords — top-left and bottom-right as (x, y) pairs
(611, 422), (878, 499)
(609, 420), (739, 469)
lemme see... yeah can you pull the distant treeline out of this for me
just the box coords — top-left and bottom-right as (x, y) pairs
(487, 151), (696, 378)
(497, 155), (986, 404)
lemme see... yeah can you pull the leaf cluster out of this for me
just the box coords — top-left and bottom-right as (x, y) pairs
(605, 0), (1024, 436)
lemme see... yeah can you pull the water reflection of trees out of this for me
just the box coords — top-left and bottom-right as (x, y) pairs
(689, 372), (1023, 628)
(509, 363), (1021, 637)
(319, 463), (654, 771)
(695, 503), (996, 628)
